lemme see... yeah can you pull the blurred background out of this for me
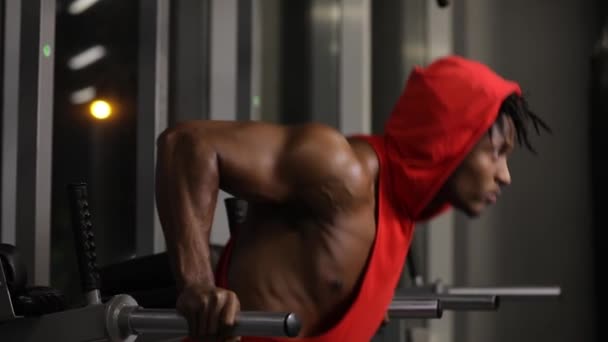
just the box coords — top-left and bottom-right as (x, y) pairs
(0, 0), (605, 341)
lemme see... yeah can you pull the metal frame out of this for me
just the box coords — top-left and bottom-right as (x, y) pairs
(257, 0), (281, 123)
(249, 1), (263, 121)
(0, 294), (302, 341)
(14, 0), (55, 286)
(424, 2), (454, 342)
(209, 0), (238, 122)
(1, 0), (19, 245)
(136, 0), (170, 256)
(310, 0), (341, 128)
(208, 0), (238, 245)
(339, 0), (371, 135)
(236, 0), (253, 122)
(169, 0), (211, 125)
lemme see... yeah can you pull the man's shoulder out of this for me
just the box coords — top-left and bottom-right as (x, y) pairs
(282, 123), (374, 211)
(297, 124), (373, 184)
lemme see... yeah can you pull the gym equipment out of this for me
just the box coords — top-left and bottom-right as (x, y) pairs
(0, 251), (16, 322)
(0, 188), (563, 341)
(0, 184), (302, 341)
(99, 197), (501, 318)
(400, 244), (562, 303)
(0, 184), (450, 342)
(0, 292), (301, 341)
(0, 244), (27, 296)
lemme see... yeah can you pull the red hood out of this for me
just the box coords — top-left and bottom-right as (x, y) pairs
(363, 55), (521, 221)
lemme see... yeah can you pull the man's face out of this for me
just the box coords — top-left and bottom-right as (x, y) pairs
(444, 115), (515, 217)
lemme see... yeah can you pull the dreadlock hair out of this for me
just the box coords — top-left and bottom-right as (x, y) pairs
(494, 93), (552, 154)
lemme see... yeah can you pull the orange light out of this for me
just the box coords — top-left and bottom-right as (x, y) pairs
(89, 100), (112, 119)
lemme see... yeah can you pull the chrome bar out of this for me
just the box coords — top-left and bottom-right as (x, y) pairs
(394, 294), (499, 311)
(446, 286), (562, 299)
(388, 299), (442, 318)
(124, 308), (301, 338)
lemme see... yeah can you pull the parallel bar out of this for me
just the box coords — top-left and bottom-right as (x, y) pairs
(125, 308), (302, 338)
(388, 299), (442, 318)
(394, 295), (498, 311)
(446, 286), (562, 299)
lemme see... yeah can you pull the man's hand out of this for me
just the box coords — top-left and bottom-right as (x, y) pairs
(177, 284), (241, 342)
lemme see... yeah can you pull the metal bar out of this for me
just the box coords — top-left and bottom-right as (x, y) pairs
(249, 0), (263, 121)
(15, 0), (55, 286)
(169, 0), (211, 125)
(311, 0), (340, 128)
(388, 299), (442, 318)
(394, 294), (498, 311)
(210, 0), (238, 121)
(209, 0), (238, 246)
(1, 0), (20, 245)
(406, 245), (424, 287)
(124, 308), (302, 338)
(136, 0), (170, 256)
(446, 286), (562, 299)
(236, 0), (253, 121)
(339, 0), (371, 135)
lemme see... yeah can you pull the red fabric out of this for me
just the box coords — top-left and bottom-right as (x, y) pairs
(186, 55), (521, 342)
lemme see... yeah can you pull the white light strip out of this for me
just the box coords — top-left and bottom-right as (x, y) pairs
(68, 0), (101, 15)
(68, 45), (107, 70)
(70, 86), (96, 104)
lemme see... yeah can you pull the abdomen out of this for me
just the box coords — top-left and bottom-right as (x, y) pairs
(226, 211), (374, 336)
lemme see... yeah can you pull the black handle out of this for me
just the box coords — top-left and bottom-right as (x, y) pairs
(67, 183), (101, 293)
(406, 244), (424, 286)
(437, 0), (450, 7)
(225, 197), (248, 236)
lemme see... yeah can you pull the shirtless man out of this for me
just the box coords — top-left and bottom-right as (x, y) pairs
(155, 56), (550, 342)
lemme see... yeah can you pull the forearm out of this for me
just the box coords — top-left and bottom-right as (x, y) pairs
(156, 129), (219, 291)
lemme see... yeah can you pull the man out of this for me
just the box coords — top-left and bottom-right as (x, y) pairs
(155, 55), (550, 342)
